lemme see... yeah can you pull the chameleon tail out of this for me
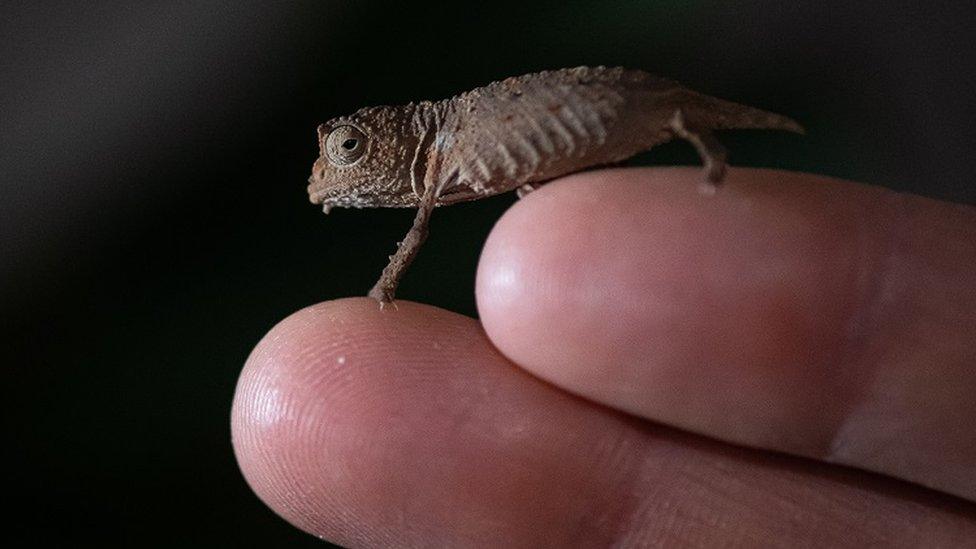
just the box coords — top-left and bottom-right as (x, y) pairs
(687, 91), (805, 134)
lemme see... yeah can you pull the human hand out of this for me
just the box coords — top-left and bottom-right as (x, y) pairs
(232, 168), (976, 546)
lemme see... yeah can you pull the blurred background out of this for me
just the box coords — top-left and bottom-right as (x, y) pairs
(3, 1), (974, 545)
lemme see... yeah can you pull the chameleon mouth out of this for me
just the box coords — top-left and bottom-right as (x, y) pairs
(308, 176), (359, 207)
(317, 193), (370, 214)
(311, 184), (413, 213)
(309, 186), (347, 208)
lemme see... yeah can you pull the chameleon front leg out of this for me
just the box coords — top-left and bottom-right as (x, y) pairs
(668, 109), (729, 186)
(367, 186), (439, 306)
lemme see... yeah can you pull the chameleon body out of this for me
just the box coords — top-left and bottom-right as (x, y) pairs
(307, 66), (803, 304)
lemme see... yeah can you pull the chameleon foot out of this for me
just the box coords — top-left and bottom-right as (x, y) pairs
(516, 182), (543, 199)
(368, 284), (397, 308)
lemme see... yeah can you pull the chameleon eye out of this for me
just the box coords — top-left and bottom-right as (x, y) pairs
(325, 125), (367, 166)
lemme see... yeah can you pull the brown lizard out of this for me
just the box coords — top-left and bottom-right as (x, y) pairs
(307, 66), (803, 305)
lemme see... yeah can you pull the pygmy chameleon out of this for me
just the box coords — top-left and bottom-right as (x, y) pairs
(307, 66), (803, 305)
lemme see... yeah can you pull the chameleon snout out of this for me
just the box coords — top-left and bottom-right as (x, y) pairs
(307, 158), (330, 203)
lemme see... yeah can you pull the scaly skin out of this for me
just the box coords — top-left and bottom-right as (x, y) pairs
(307, 66), (803, 304)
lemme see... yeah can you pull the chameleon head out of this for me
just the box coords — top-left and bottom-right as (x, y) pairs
(307, 106), (418, 213)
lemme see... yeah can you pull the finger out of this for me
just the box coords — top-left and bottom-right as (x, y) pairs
(232, 299), (976, 546)
(476, 167), (976, 501)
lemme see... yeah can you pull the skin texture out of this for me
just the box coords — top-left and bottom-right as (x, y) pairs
(234, 168), (976, 547)
(306, 67), (803, 303)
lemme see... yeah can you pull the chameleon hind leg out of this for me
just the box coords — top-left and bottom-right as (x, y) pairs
(668, 109), (728, 187)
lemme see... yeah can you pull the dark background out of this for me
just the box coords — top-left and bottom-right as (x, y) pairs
(3, 1), (974, 546)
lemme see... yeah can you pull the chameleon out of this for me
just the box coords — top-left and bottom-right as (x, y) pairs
(307, 66), (803, 305)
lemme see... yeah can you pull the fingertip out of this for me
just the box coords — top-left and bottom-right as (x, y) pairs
(230, 299), (368, 540)
(476, 167), (889, 454)
(231, 298), (616, 546)
(231, 298), (467, 543)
